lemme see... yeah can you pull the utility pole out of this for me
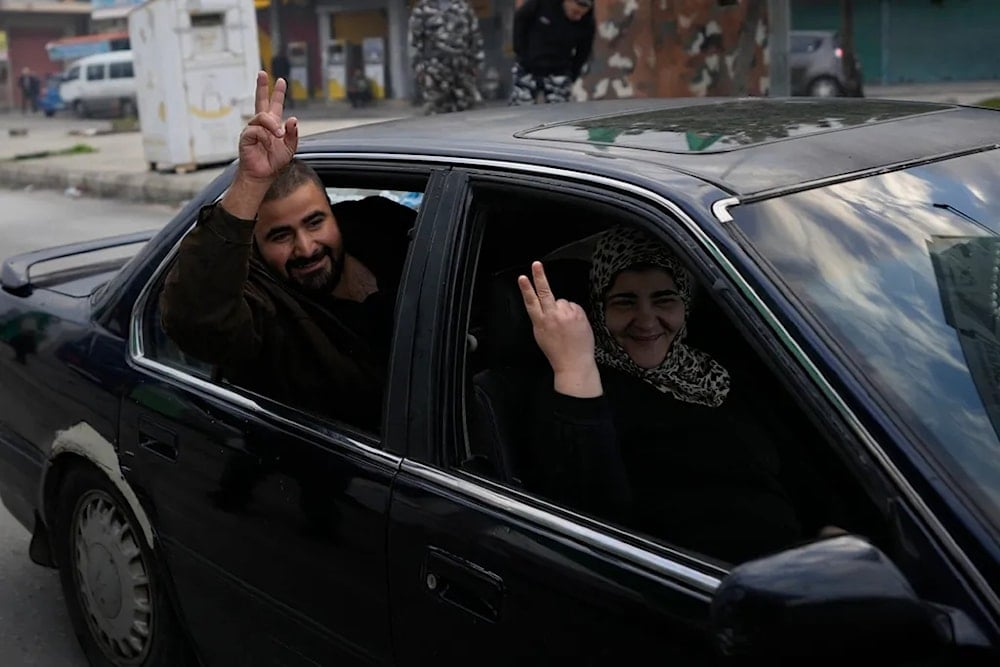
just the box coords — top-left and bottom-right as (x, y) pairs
(768, 0), (791, 97)
(840, 0), (858, 79)
(270, 0), (283, 58)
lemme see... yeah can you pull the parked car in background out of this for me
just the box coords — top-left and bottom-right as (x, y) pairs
(59, 49), (137, 118)
(38, 73), (67, 117)
(790, 29), (864, 97)
(1, 98), (999, 666)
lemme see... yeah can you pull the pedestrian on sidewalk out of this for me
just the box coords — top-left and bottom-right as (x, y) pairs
(18, 67), (40, 114)
(409, 0), (485, 114)
(271, 47), (294, 109)
(510, 0), (595, 105)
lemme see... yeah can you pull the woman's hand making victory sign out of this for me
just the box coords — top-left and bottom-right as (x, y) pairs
(518, 261), (603, 398)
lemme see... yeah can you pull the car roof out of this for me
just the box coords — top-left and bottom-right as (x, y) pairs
(301, 98), (999, 199)
(71, 50), (132, 65)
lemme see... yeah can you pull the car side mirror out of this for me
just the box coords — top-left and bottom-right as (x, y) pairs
(710, 535), (991, 660)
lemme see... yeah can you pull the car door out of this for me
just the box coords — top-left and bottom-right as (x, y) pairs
(386, 170), (727, 664)
(118, 169), (447, 665)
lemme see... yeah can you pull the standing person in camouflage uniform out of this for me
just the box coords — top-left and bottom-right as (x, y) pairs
(409, 0), (486, 114)
(510, 0), (595, 105)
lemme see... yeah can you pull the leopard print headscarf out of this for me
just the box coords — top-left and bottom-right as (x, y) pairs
(589, 226), (731, 408)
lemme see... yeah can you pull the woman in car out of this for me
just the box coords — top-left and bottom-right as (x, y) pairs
(517, 225), (844, 564)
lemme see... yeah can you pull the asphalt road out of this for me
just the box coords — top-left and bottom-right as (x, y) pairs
(0, 187), (177, 667)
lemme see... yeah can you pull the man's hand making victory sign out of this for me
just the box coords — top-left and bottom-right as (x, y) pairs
(221, 72), (300, 221)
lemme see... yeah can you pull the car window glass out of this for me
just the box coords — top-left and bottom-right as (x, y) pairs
(109, 62), (134, 79)
(147, 180), (426, 439)
(445, 182), (883, 568)
(790, 35), (821, 53)
(66, 66), (80, 81)
(143, 292), (215, 381)
(730, 148), (1000, 532)
(86, 64), (105, 81)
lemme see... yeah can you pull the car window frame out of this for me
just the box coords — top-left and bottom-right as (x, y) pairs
(397, 166), (746, 592)
(126, 159), (450, 459)
(405, 162), (926, 583)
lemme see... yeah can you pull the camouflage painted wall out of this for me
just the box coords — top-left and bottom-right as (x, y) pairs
(566, 0), (771, 100)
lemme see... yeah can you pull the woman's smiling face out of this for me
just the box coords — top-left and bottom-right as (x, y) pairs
(603, 267), (685, 369)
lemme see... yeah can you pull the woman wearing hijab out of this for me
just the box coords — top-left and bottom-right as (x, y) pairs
(517, 225), (843, 565)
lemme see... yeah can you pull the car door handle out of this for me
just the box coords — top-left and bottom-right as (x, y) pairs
(138, 417), (178, 462)
(423, 547), (504, 622)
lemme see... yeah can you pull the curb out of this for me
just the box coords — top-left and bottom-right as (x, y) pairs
(0, 160), (212, 206)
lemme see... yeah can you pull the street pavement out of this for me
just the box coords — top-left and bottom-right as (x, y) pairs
(0, 99), (418, 207)
(1, 81), (999, 207)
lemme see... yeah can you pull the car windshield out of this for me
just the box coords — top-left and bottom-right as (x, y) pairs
(730, 148), (1000, 533)
(790, 34), (823, 53)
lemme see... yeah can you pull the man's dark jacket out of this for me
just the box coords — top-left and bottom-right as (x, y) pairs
(513, 0), (595, 79)
(160, 196), (415, 432)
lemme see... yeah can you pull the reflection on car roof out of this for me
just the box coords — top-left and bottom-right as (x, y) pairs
(299, 98), (1000, 198)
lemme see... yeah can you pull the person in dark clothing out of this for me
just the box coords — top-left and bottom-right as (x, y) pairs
(510, 0), (595, 104)
(270, 49), (293, 108)
(18, 67), (40, 114)
(515, 226), (845, 564)
(347, 68), (374, 107)
(409, 0), (485, 114)
(160, 72), (415, 433)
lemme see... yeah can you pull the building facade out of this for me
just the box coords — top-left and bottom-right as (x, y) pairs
(258, 0), (512, 102)
(259, 0), (773, 102)
(0, 0), (91, 110)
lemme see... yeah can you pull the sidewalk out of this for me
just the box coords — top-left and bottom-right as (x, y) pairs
(2, 81), (998, 207)
(0, 99), (418, 207)
(864, 79), (1000, 105)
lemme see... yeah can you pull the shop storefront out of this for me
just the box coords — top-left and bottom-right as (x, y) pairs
(313, 0), (408, 101)
(256, 0), (513, 102)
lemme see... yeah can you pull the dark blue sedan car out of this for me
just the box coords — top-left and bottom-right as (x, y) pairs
(0, 97), (999, 666)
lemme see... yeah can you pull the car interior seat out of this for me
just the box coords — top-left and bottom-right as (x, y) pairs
(464, 258), (592, 486)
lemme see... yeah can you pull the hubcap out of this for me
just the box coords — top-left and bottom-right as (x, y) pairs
(811, 79), (839, 97)
(72, 490), (153, 664)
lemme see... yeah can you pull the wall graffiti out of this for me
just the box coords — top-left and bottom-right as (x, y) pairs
(574, 0), (770, 100)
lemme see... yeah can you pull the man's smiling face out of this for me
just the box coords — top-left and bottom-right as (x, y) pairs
(254, 181), (345, 295)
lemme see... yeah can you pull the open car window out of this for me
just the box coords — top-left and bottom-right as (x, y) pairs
(136, 175), (428, 439)
(435, 177), (887, 568)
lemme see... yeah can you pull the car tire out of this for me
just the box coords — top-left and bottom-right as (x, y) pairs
(53, 465), (188, 667)
(72, 100), (87, 118)
(44, 110), (55, 118)
(120, 99), (136, 118)
(808, 76), (843, 98)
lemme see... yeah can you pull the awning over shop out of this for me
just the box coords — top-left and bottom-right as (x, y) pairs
(46, 31), (130, 62)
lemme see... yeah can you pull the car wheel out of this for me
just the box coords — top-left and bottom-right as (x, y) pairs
(72, 100), (87, 118)
(53, 465), (187, 667)
(808, 77), (842, 98)
(120, 99), (136, 118)
(44, 109), (55, 118)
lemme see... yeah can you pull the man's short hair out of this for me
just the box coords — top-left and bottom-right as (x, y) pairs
(264, 159), (325, 203)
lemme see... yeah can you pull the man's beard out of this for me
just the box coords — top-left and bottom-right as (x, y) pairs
(286, 245), (345, 295)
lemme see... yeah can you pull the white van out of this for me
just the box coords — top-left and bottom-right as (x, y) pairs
(60, 50), (137, 118)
